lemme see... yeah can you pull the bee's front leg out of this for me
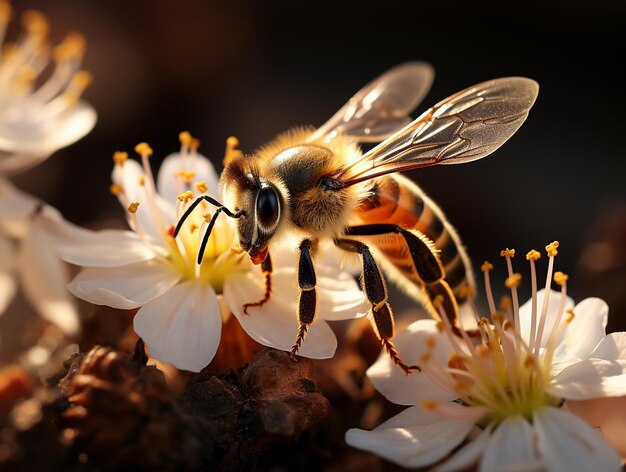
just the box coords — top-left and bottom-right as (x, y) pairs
(290, 239), (317, 360)
(334, 237), (420, 375)
(242, 253), (273, 314)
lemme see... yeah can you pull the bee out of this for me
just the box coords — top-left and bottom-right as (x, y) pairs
(175, 62), (539, 373)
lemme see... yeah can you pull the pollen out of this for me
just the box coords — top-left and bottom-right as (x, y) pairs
(137, 176), (145, 186)
(505, 273), (522, 289)
(190, 138), (201, 150)
(481, 261), (493, 272)
(499, 296), (512, 309)
(565, 309), (575, 323)
(195, 181), (208, 193)
(546, 241), (560, 257)
(177, 191), (194, 203)
(21, 10), (49, 36)
(420, 400), (440, 411)
(420, 352), (432, 363)
(127, 202), (140, 214)
(53, 32), (86, 61)
(458, 284), (476, 298)
(435, 321), (445, 332)
(189, 224), (199, 233)
(70, 71), (93, 90)
(113, 151), (128, 166)
(135, 142), (153, 157)
(553, 272), (569, 286)
(526, 249), (541, 261)
(425, 336), (437, 349)
(432, 295), (444, 309)
(175, 170), (196, 184)
(500, 248), (516, 258)
(109, 183), (123, 196)
(226, 136), (239, 148)
(178, 131), (192, 145)
(224, 136), (243, 165)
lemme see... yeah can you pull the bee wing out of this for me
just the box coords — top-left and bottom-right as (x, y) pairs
(309, 61), (435, 143)
(334, 77), (539, 186)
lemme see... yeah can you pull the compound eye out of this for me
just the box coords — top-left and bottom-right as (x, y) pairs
(256, 187), (280, 229)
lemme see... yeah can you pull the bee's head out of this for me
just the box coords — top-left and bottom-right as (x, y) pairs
(222, 162), (285, 265)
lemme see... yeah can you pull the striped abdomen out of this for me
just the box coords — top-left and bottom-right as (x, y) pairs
(352, 174), (474, 310)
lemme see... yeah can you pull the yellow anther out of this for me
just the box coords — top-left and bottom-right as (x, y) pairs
(134, 142), (153, 157)
(448, 352), (465, 365)
(113, 151), (128, 165)
(203, 213), (213, 223)
(476, 345), (490, 357)
(435, 321), (444, 332)
(546, 241), (560, 257)
(553, 272), (569, 286)
(500, 248), (515, 258)
(14, 66), (37, 90)
(223, 136), (243, 165)
(505, 273), (522, 289)
(175, 170), (195, 185)
(526, 249), (541, 261)
(53, 32), (86, 61)
(177, 191), (194, 203)
(178, 131), (192, 145)
(481, 261), (493, 272)
(492, 312), (504, 324)
(432, 295), (444, 309)
(70, 70), (93, 90)
(0, 1), (12, 23)
(189, 223), (199, 233)
(138, 176), (145, 186)
(524, 355), (536, 368)
(190, 138), (201, 150)
(425, 336), (437, 349)
(420, 400), (440, 411)
(226, 136), (239, 148)
(458, 284), (476, 298)
(499, 295), (512, 309)
(420, 353), (432, 363)
(127, 202), (140, 214)
(21, 10), (49, 37)
(195, 181), (208, 193)
(109, 183), (123, 196)
(565, 308), (575, 323)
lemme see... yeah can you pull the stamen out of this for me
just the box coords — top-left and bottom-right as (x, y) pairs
(195, 181), (208, 193)
(553, 272), (568, 286)
(127, 201), (140, 213)
(109, 183), (123, 196)
(224, 136), (243, 166)
(177, 191), (194, 203)
(133, 142), (167, 239)
(21, 10), (49, 38)
(534, 241), (559, 354)
(481, 261), (497, 315)
(526, 250), (540, 352)
(542, 272), (569, 370)
(113, 151), (128, 166)
(565, 308), (575, 323)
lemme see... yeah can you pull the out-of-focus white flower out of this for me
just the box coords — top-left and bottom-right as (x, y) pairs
(0, 177), (79, 334)
(44, 133), (367, 372)
(0, 2), (96, 175)
(346, 242), (626, 471)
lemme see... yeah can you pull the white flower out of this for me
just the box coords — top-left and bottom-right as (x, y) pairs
(0, 177), (79, 334)
(346, 242), (626, 471)
(0, 4), (96, 175)
(44, 134), (367, 372)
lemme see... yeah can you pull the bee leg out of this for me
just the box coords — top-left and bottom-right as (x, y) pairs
(242, 254), (273, 315)
(345, 224), (459, 325)
(335, 238), (420, 375)
(290, 239), (317, 360)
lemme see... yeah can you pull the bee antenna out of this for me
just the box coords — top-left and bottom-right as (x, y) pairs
(173, 195), (244, 238)
(196, 207), (245, 264)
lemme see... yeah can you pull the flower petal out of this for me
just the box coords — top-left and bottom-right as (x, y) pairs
(40, 211), (155, 267)
(433, 426), (492, 472)
(19, 217), (79, 335)
(345, 404), (474, 469)
(0, 177), (38, 237)
(553, 298), (608, 364)
(0, 101), (96, 155)
(518, 288), (574, 347)
(589, 332), (626, 360)
(225, 272), (338, 359)
(367, 319), (457, 405)
(479, 417), (539, 472)
(0, 271), (16, 315)
(549, 357), (626, 400)
(533, 406), (621, 472)
(68, 260), (181, 309)
(134, 281), (221, 372)
(156, 152), (220, 202)
(0, 152), (48, 176)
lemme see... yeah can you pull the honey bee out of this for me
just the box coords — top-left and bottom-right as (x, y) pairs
(175, 62), (539, 373)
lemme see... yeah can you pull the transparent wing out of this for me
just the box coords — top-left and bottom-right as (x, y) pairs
(309, 61), (435, 143)
(333, 77), (539, 186)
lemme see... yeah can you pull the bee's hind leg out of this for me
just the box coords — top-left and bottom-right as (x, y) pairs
(345, 224), (459, 325)
(290, 239), (317, 360)
(242, 253), (273, 314)
(334, 237), (420, 375)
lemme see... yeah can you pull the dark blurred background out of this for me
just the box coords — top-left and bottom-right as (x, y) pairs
(10, 0), (626, 327)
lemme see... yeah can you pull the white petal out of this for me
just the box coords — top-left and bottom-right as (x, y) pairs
(68, 260), (181, 309)
(518, 288), (574, 347)
(0, 236), (17, 314)
(0, 101), (96, 155)
(111, 159), (176, 242)
(19, 217), (79, 335)
(549, 357), (626, 400)
(367, 319), (457, 405)
(589, 332), (626, 360)
(345, 404), (474, 469)
(225, 272), (338, 359)
(0, 152), (49, 175)
(434, 426), (492, 472)
(157, 152), (220, 202)
(0, 271), (16, 315)
(534, 406), (621, 472)
(134, 281), (221, 372)
(40, 211), (155, 267)
(0, 177), (38, 237)
(479, 417), (539, 472)
(553, 298), (608, 363)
